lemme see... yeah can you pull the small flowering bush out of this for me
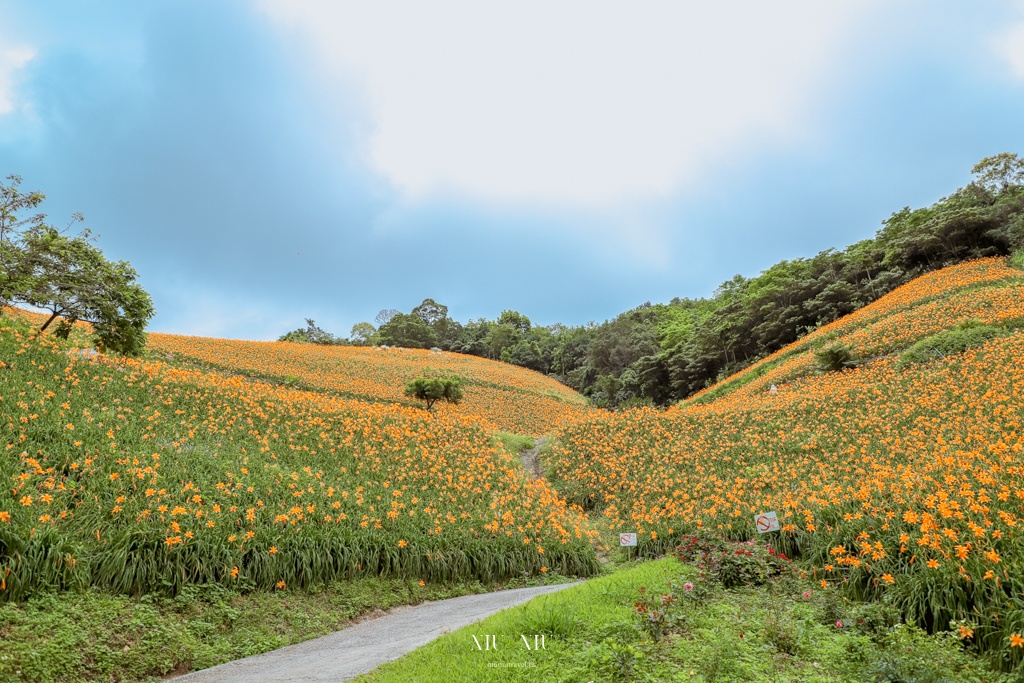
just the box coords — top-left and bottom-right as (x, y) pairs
(674, 533), (790, 588)
(632, 585), (676, 642)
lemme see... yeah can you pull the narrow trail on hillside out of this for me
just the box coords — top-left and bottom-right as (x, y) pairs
(517, 438), (613, 567)
(518, 437), (546, 479)
(170, 583), (580, 682)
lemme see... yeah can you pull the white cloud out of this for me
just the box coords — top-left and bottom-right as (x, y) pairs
(993, 12), (1024, 80)
(0, 41), (34, 115)
(257, 1), (872, 207)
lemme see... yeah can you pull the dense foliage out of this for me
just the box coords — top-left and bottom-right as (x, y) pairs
(317, 153), (1024, 407)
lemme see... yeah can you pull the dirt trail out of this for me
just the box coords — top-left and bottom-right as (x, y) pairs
(517, 437), (546, 479)
(171, 582), (579, 682)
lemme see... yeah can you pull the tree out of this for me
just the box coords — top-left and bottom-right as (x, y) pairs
(1, 174), (45, 244)
(375, 308), (399, 326)
(412, 297), (453, 345)
(971, 153), (1024, 196)
(411, 298), (448, 326)
(404, 377), (463, 411)
(377, 312), (436, 348)
(1, 176), (154, 355)
(349, 321), (376, 345)
(497, 309), (531, 333)
(278, 319), (338, 345)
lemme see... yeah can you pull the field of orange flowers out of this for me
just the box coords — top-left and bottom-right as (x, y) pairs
(0, 316), (600, 601)
(547, 258), (1024, 669)
(145, 334), (593, 437)
(687, 256), (1024, 404)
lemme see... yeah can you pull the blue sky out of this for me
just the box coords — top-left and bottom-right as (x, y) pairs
(2, 1), (1023, 340)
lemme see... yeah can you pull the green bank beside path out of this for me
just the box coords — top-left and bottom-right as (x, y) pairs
(358, 556), (1007, 683)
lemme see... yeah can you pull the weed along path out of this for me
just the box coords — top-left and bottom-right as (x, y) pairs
(171, 583), (580, 682)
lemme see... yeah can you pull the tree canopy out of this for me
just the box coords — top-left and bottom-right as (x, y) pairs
(278, 319), (343, 345)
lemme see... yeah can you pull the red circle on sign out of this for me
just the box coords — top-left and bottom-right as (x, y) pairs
(756, 516), (771, 531)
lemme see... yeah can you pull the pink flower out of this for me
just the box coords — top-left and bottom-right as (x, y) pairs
(803, 591), (811, 598)
(835, 621), (843, 628)
(684, 582), (694, 592)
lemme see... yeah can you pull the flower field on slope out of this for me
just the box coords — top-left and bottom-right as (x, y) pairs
(145, 334), (594, 437)
(546, 258), (1024, 670)
(687, 256), (1023, 404)
(0, 317), (600, 602)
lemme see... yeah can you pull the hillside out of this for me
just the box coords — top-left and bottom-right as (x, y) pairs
(0, 312), (601, 605)
(546, 256), (1024, 667)
(146, 332), (594, 437)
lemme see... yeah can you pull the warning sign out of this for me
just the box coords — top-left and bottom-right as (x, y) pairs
(619, 533), (638, 547)
(754, 511), (780, 534)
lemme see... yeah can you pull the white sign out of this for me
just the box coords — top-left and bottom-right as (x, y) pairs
(754, 511), (780, 534)
(619, 533), (638, 547)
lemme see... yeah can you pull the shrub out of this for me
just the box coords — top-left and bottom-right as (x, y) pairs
(674, 534), (790, 589)
(404, 377), (464, 411)
(814, 342), (856, 372)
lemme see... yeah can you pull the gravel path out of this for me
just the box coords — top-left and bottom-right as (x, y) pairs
(170, 582), (580, 682)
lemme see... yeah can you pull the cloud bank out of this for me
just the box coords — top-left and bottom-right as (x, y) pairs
(258, 1), (872, 206)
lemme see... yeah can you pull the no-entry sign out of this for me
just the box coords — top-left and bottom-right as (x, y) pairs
(754, 511), (780, 534)
(619, 533), (638, 546)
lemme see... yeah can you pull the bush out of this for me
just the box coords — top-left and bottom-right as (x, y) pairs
(674, 533), (791, 589)
(1009, 249), (1024, 271)
(404, 377), (464, 411)
(814, 342), (856, 372)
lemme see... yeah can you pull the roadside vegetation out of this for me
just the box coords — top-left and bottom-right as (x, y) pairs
(0, 574), (574, 683)
(359, 552), (1007, 682)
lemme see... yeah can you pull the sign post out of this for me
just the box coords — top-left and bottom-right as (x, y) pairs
(754, 511), (780, 534)
(619, 532), (637, 547)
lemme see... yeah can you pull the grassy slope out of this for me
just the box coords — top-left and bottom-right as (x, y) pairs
(545, 257), (1024, 671)
(6, 256), (1024, 680)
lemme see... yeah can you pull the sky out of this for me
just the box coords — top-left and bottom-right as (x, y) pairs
(1, 1), (1023, 341)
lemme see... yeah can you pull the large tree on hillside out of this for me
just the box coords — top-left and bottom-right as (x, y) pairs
(0, 176), (155, 355)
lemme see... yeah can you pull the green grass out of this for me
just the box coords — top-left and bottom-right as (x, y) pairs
(357, 556), (1006, 682)
(494, 432), (536, 455)
(1010, 248), (1024, 270)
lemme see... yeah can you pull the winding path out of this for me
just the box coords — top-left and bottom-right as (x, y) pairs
(170, 582), (579, 682)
